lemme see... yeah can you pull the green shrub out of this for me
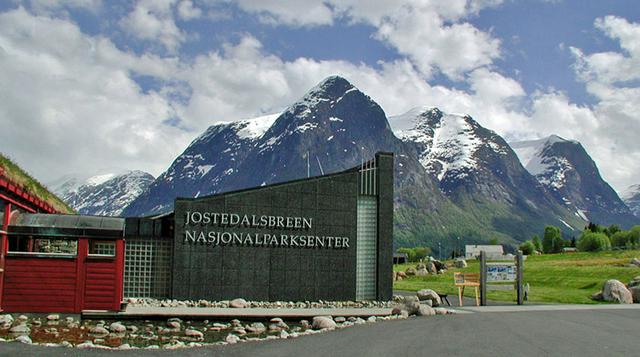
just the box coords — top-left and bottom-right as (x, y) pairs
(630, 226), (640, 247)
(543, 226), (562, 253)
(577, 232), (611, 252)
(532, 235), (542, 252)
(519, 241), (536, 255)
(397, 246), (432, 262)
(610, 231), (630, 248)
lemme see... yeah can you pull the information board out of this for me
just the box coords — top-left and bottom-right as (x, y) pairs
(486, 262), (517, 283)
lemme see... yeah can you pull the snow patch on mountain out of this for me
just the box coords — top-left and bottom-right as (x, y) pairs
(623, 184), (640, 217)
(511, 135), (574, 188)
(622, 184), (640, 201)
(52, 170), (154, 216)
(236, 113), (280, 139)
(392, 107), (509, 181)
(86, 173), (117, 186)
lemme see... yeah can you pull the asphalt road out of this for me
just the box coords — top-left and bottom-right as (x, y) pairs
(2, 308), (639, 357)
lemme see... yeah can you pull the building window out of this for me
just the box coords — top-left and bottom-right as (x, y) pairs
(88, 240), (116, 257)
(8, 236), (78, 255)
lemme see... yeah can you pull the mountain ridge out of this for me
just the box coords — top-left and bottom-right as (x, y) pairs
(120, 75), (636, 248)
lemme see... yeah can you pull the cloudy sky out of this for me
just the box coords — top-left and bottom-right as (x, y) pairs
(1, 1), (639, 194)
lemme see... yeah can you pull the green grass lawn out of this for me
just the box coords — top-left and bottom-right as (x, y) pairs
(394, 250), (640, 304)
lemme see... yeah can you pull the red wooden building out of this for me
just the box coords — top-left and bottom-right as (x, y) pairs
(1, 167), (125, 313)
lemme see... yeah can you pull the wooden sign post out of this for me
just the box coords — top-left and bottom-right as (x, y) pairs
(479, 250), (524, 306)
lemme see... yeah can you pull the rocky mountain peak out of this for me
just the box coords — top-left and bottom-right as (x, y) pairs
(511, 135), (637, 226)
(53, 170), (154, 216)
(392, 107), (510, 182)
(623, 184), (640, 217)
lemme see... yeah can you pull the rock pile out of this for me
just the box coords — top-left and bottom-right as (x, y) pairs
(454, 258), (468, 268)
(127, 298), (393, 309)
(591, 278), (639, 304)
(0, 306), (433, 350)
(416, 289), (442, 307)
(391, 295), (455, 317)
(403, 257), (447, 277)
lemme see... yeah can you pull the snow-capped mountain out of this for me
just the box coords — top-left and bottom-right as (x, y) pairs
(622, 184), (640, 218)
(51, 170), (154, 216)
(218, 76), (410, 191)
(123, 113), (279, 216)
(511, 135), (637, 227)
(391, 108), (586, 237)
(124, 76), (443, 218)
(121, 75), (637, 248)
(392, 107), (511, 184)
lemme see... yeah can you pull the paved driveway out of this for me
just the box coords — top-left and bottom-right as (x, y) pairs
(2, 307), (639, 357)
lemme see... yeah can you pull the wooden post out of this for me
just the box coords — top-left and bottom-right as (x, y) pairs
(114, 239), (125, 311)
(480, 251), (487, 306)
(0, 202), (10, 311)
(517, 251), (524, 305)
(74, 238), (88, 313)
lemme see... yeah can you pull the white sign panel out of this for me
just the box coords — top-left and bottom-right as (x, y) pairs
(487, 263), (517, 283)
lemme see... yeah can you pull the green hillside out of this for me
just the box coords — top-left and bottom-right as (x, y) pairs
(394, 250), (640, 304)
(0, 153), (74, 214)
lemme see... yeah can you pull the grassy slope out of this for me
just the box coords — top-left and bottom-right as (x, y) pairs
(0, 153), (74, 214)
(394, 250), (640, 304)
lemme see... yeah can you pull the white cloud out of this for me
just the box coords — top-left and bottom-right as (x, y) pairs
(335, 0), (503, 79)
(2, 6), (639, 196)
(20, 0), (102, 14)
(528, 15), (640, 192)
(177, 0), (201, 20)
(120, 0), (186, 52)
(0, 7), (520, 184)
(232, 0), (334, 27)
(223, 1), (503, 80)
(0, 8), (191, 182)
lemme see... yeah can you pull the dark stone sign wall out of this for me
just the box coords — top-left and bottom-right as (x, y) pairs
(172, 152), (393, 301)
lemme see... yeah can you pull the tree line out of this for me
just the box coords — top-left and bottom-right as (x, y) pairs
(519, 223), (640, 254)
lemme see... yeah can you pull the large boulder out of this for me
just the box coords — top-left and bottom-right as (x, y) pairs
(312, 316), (336, 330)
(0, 314), (14, 329)
(629, 286), (640, 303)
(631, 258), (640, 267)
(405, 267), (417, 276)
(426, 262), (437, 274)
(109, 322), (126, 333)
(416, 289), (442, 307)
(397, 296), (421, 315)
(433, 260), (446, 272)
(454, 259), (468, 268)
(416, 305), (435, 316)
(9, 323), (30, 335)
(230, 298), (248, 308)
(245, 322), (266, 334)
(416, 263), (427, 271)
(629, 276), (640, 288)
(89, 326), (109, 336)
(415, 268), (429, 276)
(185, 329), (204, 339)
(602, 279), (633, 304)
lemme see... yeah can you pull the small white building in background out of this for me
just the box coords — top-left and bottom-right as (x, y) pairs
(465, 245), (504, 259)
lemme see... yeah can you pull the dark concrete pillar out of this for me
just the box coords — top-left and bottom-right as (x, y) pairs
(376, 152), (394, 301)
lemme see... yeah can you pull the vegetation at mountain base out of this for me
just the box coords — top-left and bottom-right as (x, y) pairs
(394, 249), (640, 304)
(396, 246), (431, 262)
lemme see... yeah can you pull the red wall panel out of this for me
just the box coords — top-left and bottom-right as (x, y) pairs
(83, 258), (118, 311)
(2, 257), (77, 313)
(1, 238), (125, 313)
